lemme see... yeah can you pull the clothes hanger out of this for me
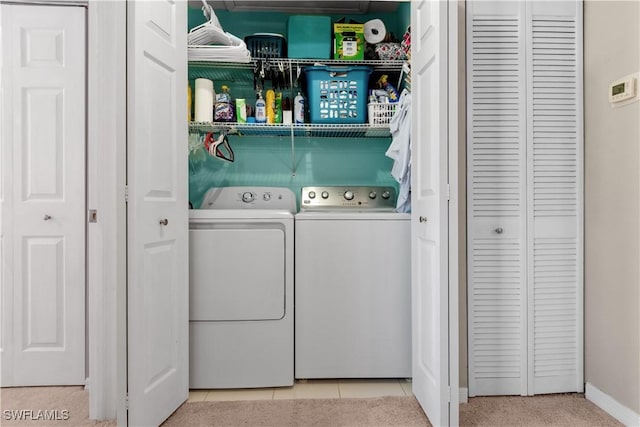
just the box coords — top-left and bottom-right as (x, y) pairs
(204, 131), (234, 162)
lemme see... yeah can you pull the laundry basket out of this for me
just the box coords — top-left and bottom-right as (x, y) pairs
(304, 66), (372, 124)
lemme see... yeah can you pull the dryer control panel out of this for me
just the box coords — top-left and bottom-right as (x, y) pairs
(301, 186), (396, 211)
(199, 186), (297, 212)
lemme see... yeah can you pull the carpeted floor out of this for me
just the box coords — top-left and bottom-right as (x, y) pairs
(0, 386), (624, 427)
(459, 394), (622, 426)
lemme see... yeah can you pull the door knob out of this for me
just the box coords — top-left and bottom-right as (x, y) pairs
(159, 218), (169, 226)
(419, 216), (428, 223)
(43, 214), (52, 221)
(495, 227), (503, 234)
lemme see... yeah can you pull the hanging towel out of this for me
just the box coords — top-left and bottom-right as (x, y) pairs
(385, 89), (412, 213)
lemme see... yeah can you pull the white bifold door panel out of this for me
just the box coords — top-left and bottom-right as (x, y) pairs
(127, 1), (189, 425)
(467, 0), (583, 397)
(0, 4), (86, 387)
(411, 1), (459, 425)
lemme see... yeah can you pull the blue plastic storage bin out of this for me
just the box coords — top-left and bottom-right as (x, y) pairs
(304, 66), (372, 124)
(287, 15), (331, 59)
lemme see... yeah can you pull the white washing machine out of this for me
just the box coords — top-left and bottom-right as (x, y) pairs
(295, 186), (412, 379)
(189, 186), (295, 388)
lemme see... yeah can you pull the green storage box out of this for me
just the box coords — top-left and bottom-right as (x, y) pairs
(287, 15), (331, 59)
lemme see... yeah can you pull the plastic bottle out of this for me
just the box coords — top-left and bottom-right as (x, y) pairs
(265, 89), (276, 124)
(214, 85), (234, 122)
(282, 96), (292, 125)
(187, 82), (192, 121)
(255, 91), (266, 123)
(275, 92), (282, 124)
(294, 91), (305, 124)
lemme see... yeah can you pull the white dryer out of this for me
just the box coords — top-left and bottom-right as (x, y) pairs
(189, 186), (295, 388)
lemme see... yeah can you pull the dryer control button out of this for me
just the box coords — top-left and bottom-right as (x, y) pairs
(381, 191), (391, 199)
(263, 192), (271, 201)
(321, 191), (329, 199)
(369, 191), (377, 199)
(242, 192), (255, 203)
(308, 191), (316, 199)
(344, 190), (354, 201)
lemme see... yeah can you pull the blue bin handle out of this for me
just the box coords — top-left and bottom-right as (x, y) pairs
(304, 66), (372, 76)
(329, 70), (349, 78)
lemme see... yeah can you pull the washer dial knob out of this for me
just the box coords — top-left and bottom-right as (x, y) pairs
(381, 191), (391, 200)
(308, 191), (316, 199)
(242, 192), (254, 203)
(369, 191), (377, 199)
(263, 192), (271, 201)
(321, 191), (330, 199)
(344, 190), (355, 201)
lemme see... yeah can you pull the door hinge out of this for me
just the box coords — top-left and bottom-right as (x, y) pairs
(448, 386), (452, 403)
(124, 185), (129, 203)
(446, 184), (451, 201)
(125, 393), (129, 410)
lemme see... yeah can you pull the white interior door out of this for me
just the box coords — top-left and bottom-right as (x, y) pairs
(525, 0), (583, 396)
(411, 1), (458, 425)
(127, 1), (188, 425)
(467, 0), (583, 397)
(0, 3), (86, 387)
(466, 0), (528, 397)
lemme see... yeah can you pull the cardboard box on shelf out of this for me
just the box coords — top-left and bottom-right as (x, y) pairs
(333, 23), (365, 60)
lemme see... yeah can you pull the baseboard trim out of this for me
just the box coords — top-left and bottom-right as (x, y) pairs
(585, 382), (640, 426)
(459, 387), (468, 404)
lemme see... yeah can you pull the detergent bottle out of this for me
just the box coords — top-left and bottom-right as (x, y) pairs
(377, 75), (400, 103)
(214, 85), (234, 122)
(265, 89), (276, 124)
(294, 91), (305, 124)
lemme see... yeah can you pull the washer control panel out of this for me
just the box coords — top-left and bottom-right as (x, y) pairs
(301, 186), (396, 210)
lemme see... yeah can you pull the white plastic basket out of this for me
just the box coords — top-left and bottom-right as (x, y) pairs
(368, 103), (397, 126)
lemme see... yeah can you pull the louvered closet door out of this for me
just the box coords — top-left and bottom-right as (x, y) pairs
(468, 0), (583, 397)
(526, 1), (583, 395)
(467, 1), (528, 397)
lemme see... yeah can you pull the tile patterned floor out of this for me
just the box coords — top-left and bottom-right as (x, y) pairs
(188, 379), (413, 402)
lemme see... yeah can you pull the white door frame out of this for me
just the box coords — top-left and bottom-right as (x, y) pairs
(448, 0), (460, 422)
(86, 0), (126, 422)
(83, 1), (463, 424)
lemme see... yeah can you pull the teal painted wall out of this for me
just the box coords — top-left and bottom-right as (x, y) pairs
(189, 135), (397, 209)
(188, 7), (408, 41)
(188, 3), (408, 209)
(397, 2), (410, 34)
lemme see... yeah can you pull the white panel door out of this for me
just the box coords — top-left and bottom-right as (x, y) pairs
(410, 1), (458, 425)
(0, 3), (86, 387)
(127, 0), (189, 425)
(466, 0), (528, 397)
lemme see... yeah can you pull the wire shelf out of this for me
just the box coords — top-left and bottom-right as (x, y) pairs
(189, 58), (404, 70)
(188, 58), (405, 82)
(189, 122), (392, 138)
